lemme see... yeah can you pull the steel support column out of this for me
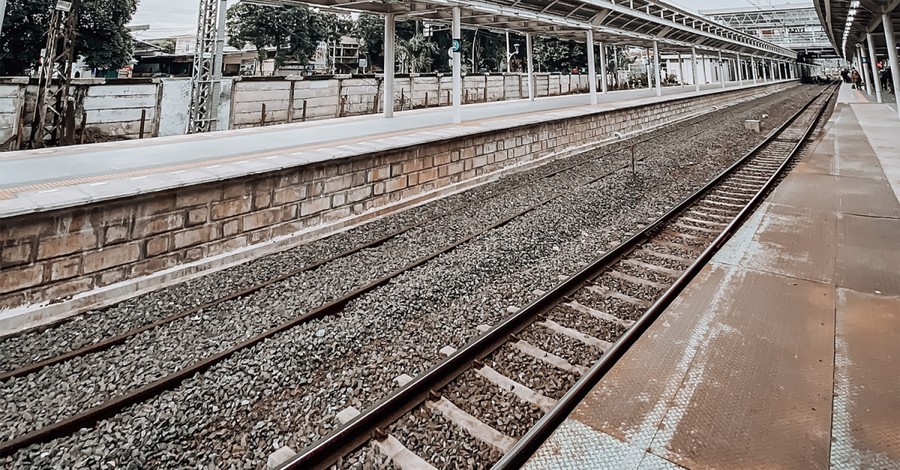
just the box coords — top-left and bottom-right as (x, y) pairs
(526, 32), (535, 101)
(452, 7), (461, 122)
(857, 47), (872, 95)
(599, 41), (608, 94)
(752, 56), (757, 83)
(737, 53), (743, 85)
(866, 32), (883, 103)
(587, 30), (598, 105)
(384, 14), (395, 118)
(653, 41), (662, 97)
(678, 53), (685, 87)
(692, 47), (700, 92)
(719, 51), (725, 88)
(0, 0), (6, 39)
(884, 12), (900, 119)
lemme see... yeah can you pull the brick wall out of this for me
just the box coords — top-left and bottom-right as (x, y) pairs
(0, 82), (794, 325)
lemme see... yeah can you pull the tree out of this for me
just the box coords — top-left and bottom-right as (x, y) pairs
(77, 0), (138, 70)
(227, 3), (350, 75)
(352, 15), (418, 72)
(396, 34), (437, 73)
(532, 37), (586, 73)
(353, 14), (384, 70)
(0, 0), (137, 76)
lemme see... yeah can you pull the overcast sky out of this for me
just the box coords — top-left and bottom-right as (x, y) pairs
(130, 0), (813, 39)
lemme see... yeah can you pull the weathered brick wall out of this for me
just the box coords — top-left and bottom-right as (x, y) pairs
(0, 82), (794, 316)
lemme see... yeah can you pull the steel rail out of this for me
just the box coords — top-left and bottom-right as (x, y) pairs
(0, 120), (662, 457)
(0, 82), (767, 378)
(280, 84), (835, 470)
(492, 83), (839, 469)
(0, 85), (806, 459)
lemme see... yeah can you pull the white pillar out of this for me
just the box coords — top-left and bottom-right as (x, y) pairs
(646, 48), (653, 90)
(653, 41), (662, 97)
(884, 12), (900, 119)
(752, 57), (758, 83)
(692, 47), (700, 92)
(858, 46), (873, 95)
(383, 14), (395, 118)
(678, 53), (685, 87)
(526, 32), (535, 101)
(505, 31), (512, 73)
(866, 32), (883, 103)
(451, 7), (461, 123)
(0, 0), (7, 40)
(599, 41), (608, 94)
(719, 51), (725, 88)
(737, 53), (743, 85)
(586, 30), (598, 105)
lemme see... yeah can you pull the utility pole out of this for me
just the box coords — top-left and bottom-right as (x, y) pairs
(0, 0), (7, 40)
(187, 0), (228, 133)
(29, 0), (79, 148)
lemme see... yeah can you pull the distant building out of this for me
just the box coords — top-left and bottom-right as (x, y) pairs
(305, 36), (361, 74)
(132, 32), (361, 78)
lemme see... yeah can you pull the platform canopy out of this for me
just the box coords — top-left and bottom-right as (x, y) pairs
(814, 0), (900, 59)
(249, 0), (796, 58)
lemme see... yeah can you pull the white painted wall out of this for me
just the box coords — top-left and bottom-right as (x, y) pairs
(0, 80), (27, 146)
(0, 73), (597, 149)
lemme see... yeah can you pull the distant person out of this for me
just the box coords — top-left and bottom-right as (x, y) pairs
(883, 67), (894, 95)
(841, 69), (850, 83)
(850, 69), (861, 89)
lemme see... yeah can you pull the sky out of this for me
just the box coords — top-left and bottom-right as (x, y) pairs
(130, 0), (813, 39)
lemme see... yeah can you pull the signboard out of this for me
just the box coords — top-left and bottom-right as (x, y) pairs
(359, 58), (368, 69)
(451, 39), (461, 53)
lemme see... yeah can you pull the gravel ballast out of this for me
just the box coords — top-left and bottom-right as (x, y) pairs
(1, 85), (825, 469)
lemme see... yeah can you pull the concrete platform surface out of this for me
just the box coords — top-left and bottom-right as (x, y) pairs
(0, 80), (779, 218)
(524, 82), (900, 469)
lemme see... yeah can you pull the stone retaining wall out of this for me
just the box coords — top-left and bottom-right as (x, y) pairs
(0, 81), (795, 330)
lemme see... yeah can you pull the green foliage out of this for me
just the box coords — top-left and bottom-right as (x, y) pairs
(0, 0), (137, 76)
(532, 37), (586, 73)
(227, 3), (351, 74)
(78, 0), (139, 70)
(352, 14), (416, 72)
(396, 34), (437, 73)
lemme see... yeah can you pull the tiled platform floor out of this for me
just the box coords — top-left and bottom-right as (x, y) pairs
(525, 83), (900, 470)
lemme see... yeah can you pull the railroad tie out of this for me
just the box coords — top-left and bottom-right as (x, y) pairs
(623, 258), (683, 278)
(537, 319), (612, 351)
(335, 405), (436, 470)
(475, 324), (588, 375)
(608, 270), (668, 290)
(439, 346), (557, 412)
(426, 397), (516, 452)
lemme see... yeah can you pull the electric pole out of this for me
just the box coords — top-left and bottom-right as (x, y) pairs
(187, 0), (228, 133)
(0, 0), (7, 40)
(29, 0), (79, 148)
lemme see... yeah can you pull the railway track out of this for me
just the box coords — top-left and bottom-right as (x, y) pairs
(0, 86), (757, 376)
(280, 84), (838, 469)
(0, 86), (823, 462)
(0, 87), (808, 459)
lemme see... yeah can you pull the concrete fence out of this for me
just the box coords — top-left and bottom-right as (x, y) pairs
(0, 73), (597, 150)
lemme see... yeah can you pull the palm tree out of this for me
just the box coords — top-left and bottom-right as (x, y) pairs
(396, 34), (439, 73)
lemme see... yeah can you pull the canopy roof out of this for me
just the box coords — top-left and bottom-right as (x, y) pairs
(249, 0), (796, 58)
(814, 0), (900, 59)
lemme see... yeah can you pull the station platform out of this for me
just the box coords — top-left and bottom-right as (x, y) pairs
(525, 82), (900, 469)
(0, 80), (758, 218)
